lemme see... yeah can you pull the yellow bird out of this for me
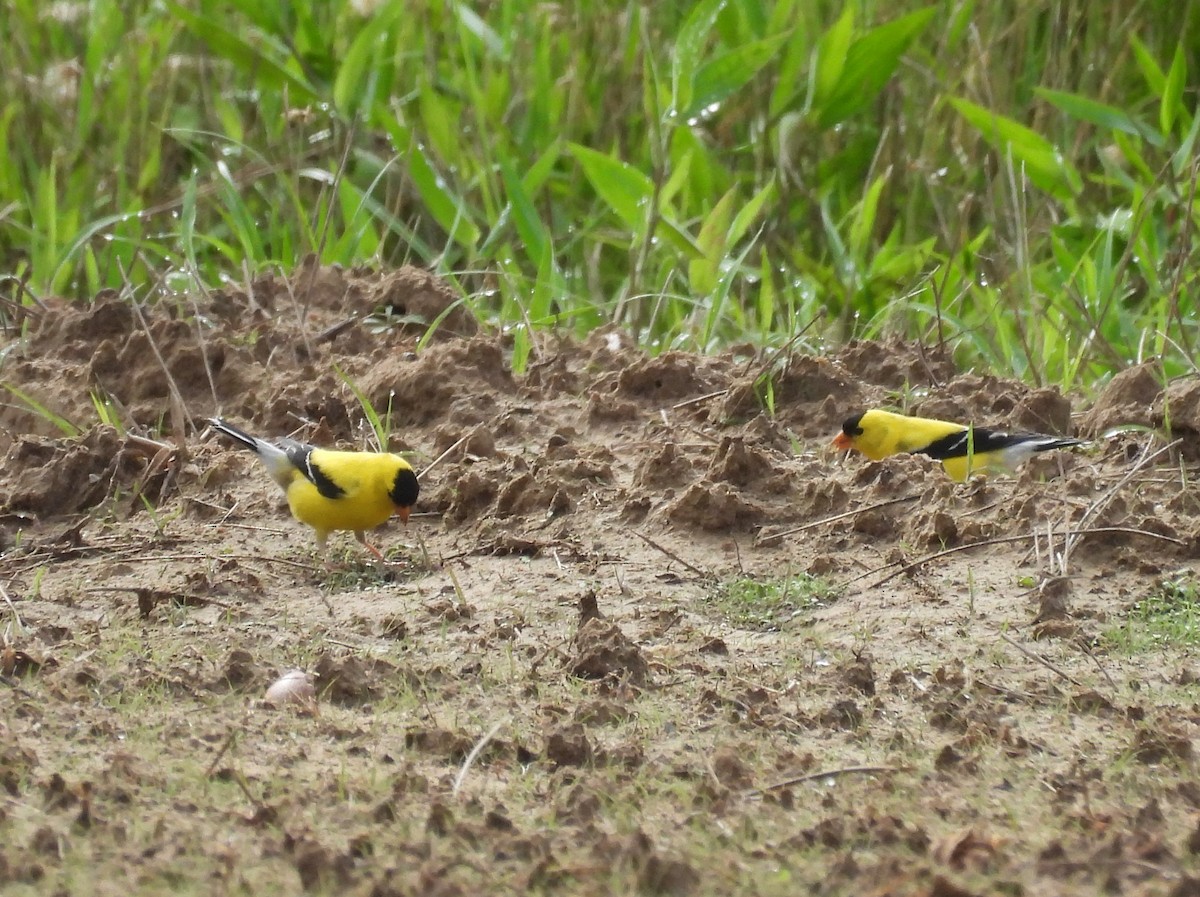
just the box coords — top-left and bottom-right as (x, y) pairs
(208, 418), (419, 559)
(831, 408), (1083, 481)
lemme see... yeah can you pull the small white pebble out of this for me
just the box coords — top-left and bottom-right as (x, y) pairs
(264, 669), (315, 707)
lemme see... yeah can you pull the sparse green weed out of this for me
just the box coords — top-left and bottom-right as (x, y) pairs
(89, 389), (125, 433)
(2, 382), (81, 435)
(710, 572), (840, 631)
(1104, 576), (1200, 653)
(28, 565), (46, 602)
(138, 493), (183, 536)
(335, 362), (395, 453)
(316, 546), (419, 592)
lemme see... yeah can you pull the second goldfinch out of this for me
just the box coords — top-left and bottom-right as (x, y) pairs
(832, 408), (1082, 481)
(208, 418), (419, 559)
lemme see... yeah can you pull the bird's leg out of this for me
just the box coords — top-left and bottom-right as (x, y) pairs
(355, 530), (389, 563)
(314, 531), (340, 567)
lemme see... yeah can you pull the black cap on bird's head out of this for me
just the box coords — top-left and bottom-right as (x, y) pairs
(832, 411), (865, 450)
(389, 467), (420, 524)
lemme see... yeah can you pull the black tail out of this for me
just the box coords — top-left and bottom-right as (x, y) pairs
(1032, 436), (1085, 453)
(208, 417), (262, 452)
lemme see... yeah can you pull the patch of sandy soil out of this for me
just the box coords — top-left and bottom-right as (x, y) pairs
(1, 264), (1199, 895)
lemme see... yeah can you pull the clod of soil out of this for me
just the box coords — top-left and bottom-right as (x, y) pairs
(405, 728), (474, 761)
(1133, 722), (1194, 764)
(710, 745), (754, 789)
(1079, 362), (1162, 434)
(1013, 387), (1074, 433)
(313, 653), (406, 705)
(363, 265), (479, 338)
(633, 442), (695, 491)
(615, 352), (724, 402)
(1156, 377), (1200, 459)
(706, 436), (779, 489)
(662, 481), (762, 531)
(840, 654), (877, 697)
(216, 648), (259, 692)
(1, 427), (128, 516)
(570, 617), (648, 685)
(285, 832), (353, 891)
(545, 724), (593, 768)
(0, 744), (37, 796)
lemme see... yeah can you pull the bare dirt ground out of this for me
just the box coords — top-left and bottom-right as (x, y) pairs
(2, 264), (1200, 896)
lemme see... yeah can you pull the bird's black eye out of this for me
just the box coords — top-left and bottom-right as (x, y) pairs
(841, 412), (865, 437)
(390, 467), (420, 508)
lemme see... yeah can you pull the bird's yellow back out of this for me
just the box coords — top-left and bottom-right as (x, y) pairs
(284, 450), (411, 537)
(853, 409), (965, 460)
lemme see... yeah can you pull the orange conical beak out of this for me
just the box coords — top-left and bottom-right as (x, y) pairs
(831, 432), (853, 451)
(397, 507), (411, 525)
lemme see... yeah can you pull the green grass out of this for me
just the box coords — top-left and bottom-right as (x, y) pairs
(1104, 576), (1200, 653)
(315, 545), (423, 591)
(1, 1), (1198, 388)
(334, 362), (394, 452)
(710, 573), (840, 630)
(2, 382), (82, 435)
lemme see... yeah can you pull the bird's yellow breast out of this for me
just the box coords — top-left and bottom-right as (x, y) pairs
(283, 450), (405, 537)
(938, 455), (982, 482)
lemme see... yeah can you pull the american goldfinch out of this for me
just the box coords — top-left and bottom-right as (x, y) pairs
(208, 418), (419, 559)
(832, 408), (1082, 481)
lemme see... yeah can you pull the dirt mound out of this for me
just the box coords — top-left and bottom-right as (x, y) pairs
(570, 610), (648, 685)
(0, 263), (477, 444)
(211, 258), (476, 336)
(1080, 363), (1162, 434)
(1155, 377), (1200, 460)
(359, 336), (514, 428)
(2, 426), (131, 516)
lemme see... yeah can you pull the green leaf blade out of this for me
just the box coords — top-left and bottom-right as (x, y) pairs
(569, 144), (655, 233)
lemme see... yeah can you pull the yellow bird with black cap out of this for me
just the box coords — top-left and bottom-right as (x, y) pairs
(832, 408), (1083, 481)
(208, 418), (419, 559)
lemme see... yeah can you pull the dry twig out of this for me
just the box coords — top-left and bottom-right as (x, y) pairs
(756, 493), (921, 546)
(629, 529), (713, 580)
(857, 526), (1183, 590)
(452, 720), (506, 798)
(745, 764), (902, 797)
(419, 432), (473, 481)
(1058, 438), (1182, 568)
(0, 581), (23, 631)
(998, 631), (1080, 686)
